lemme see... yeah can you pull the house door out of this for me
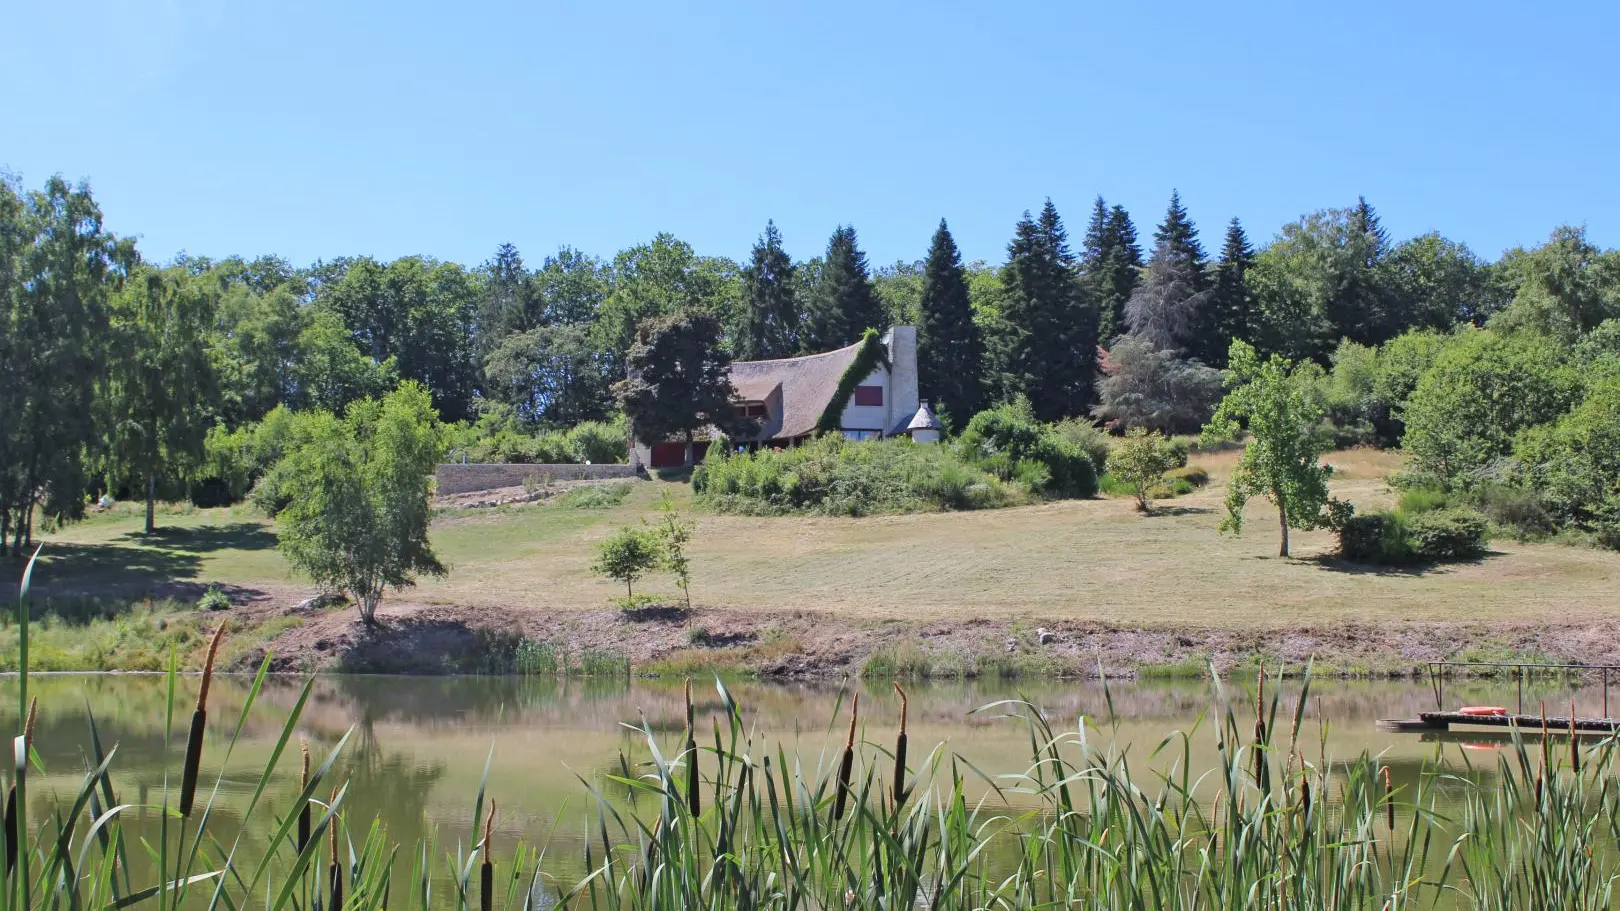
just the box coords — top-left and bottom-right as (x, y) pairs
(649, 442), (688, 469)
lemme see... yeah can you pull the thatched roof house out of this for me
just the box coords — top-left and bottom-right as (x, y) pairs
(633, 326), (935, 470)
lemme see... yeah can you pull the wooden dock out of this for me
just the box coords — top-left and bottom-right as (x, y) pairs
(1378, 712), (1620, 734)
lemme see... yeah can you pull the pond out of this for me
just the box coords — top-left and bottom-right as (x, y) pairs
(3, 672), (1613, 897)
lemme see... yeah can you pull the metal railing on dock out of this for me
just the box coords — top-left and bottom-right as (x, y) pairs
(1427, 661), (1620, 717)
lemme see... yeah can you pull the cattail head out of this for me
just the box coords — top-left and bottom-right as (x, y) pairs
(892, 684), (909, 807)
(197, 622), (227, 712)
(328, 787), (341, 864)
(845, 693), (860, 750)
(684, 679), (694, 731)
(481, 801), (496, 911)
(1570, 698), (1580, 775)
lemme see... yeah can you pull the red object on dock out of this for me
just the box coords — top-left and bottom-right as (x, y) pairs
(1458, 706), (1509, 717)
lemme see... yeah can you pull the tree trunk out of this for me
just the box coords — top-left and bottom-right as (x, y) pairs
(626, 580), (634, 601)
(360, 591), (380, 626)
(1277, 499), (1290, 558)
(1, 509), (9, 558)
(146, 475), (157, 535)
(684, 429), (694, 468)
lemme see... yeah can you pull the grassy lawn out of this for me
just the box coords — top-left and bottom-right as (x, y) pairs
(10, 448), (1620, 629)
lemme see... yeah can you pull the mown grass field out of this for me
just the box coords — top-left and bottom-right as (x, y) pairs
(10, 447), (1620, 629)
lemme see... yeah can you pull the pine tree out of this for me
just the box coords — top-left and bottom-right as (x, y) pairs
(1203, 218), (1256, 367)
(997, 201), (1095, 421)
(1155, 190), (1207, 287)
(917, 219), (984, 421)
(1350, 195), (1390, 266)
(802, 225), (883, 352)
(1098, 204), (1143, 342)
(736, 221), (799, 360)
(1335, 196), (1399, 344)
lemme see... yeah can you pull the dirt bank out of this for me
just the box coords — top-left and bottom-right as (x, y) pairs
(236, 592), (1620, 679)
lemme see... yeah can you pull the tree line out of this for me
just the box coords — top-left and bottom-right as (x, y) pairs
(3, 167), (1614, 554)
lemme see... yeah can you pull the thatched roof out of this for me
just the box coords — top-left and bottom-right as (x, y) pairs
(729, 340), (865, 441)
(903, 401), (943, 433)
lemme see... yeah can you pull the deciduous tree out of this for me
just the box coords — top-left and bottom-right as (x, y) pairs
(615, 311), (749, 464)
(268, 382), (446, 624)
(1201, 340), (1334, 557)
(1108, 427), (1179, 513)
(103, 267), (220, 533)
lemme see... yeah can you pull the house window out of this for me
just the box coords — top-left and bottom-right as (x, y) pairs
(734, 402), (767, 418)
(842, 429), (881, 442)
(853, 385), (883, 406)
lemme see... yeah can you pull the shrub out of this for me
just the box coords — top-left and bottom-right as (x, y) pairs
(592, 525), (663, 602)
(1397, 487), (1449, 515)
(1466, 483), (1556, 538)
(555, 482), (633, 509)
(1166, 465), (1208, 488)
(1050, 419), (1112, 474)
(694, 435), (1014, 516)
(958, 406), (1097, 499)
(1405, 509), (1488, 562)
(1336, 512), (1413, 564)
(198, 586), (232, 612)
(565, 419), (628, 464)
(1105, 428), (1179, 512)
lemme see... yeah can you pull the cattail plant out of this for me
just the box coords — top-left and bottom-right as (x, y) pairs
(4, 697), (33, 875)
(298, 740), (312, 852)
(480, 801), (496, 911)
(180, 622), (227, 818)
(892, 683), (908, 806)
(684, 679), (700, 817)
(328, 787), (344, 911)
(1569, 697), (1580, 775)
(833, 693), (858, 822)
(1252, 666), (1268, 789)
(1381, 765), (1394, 832)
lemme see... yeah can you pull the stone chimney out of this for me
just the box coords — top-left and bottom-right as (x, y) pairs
(883, 326), (920, 435)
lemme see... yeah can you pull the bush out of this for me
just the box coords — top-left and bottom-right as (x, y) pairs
(695, 435), (1015, 516)
(958, 406), (1098, 499)
(1466, 483), (1556, 539)
(1050, 419), (1112, 474)
(1105, 428), (1179, 512)
(1166, 465), (1208, 488)
(555, 482), (633, 509)
(1397, 487), (1449, 515)
(1336, 512), (1413, 564)
(564, 419), (629, 464)
(198, 586), (232, 612)
(1405, 509), (1488, 562)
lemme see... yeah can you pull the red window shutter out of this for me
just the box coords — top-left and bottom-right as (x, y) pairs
(853, 385), (883, 406)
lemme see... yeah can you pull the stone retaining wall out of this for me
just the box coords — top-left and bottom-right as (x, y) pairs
(435, 463), (639, 495)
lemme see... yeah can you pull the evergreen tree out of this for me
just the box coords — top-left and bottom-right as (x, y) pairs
(736, 221), (799, 360)
(1154, 190), (1207, 287)
(1125, 236), (1213, 353)
(1202, 218), (1256, 367)
(917, 219), (984, 421)
(996, 201), (1095, 421)
(1081, 199), (1144, 343)
(802, 225), (883, 351)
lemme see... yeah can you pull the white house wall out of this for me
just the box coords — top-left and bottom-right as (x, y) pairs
(837, 365), (893, 433)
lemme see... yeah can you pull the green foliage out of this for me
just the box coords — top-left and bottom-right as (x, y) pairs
(655, 492), (696, 608)
(268, 382), (447, 623)
(917, 219), (986, 421)
(802, 225), (883, 351)
(1081, 198), (1144, 345)
(592, 525), (663, 601)
(1106, 428), (1180, 512)
(1405, 509), (1489, 561)
(1333, 502), (1487, 565)
(480, 322), (613, 427)
(816, 329), (889, 433)
(958, 403), (1099, 498)
(554, 482), (634, 509)
(1094, 335), (1224, 434)
(1050, 418), (1112, 473)
(1401, 330), (1580, 487)
(1514, 373), (1620, 534)
(694, 434), (1015, 516)
(1202, 340), (1333, 556)
(736, 220), (800, 360)
(994, 201), (1098, 421)
(1335, 511), (1413, 564)
(1490, 225), (1620, 342)
(1397, 487), (1449, 515)
(198, 586), (232, 612)
(616, 310), (746, 450)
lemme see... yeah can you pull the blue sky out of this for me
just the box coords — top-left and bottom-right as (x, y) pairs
(4, 1), (1616, 270)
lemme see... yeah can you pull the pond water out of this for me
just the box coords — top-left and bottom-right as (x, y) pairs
(3, 672), (1613, 888)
